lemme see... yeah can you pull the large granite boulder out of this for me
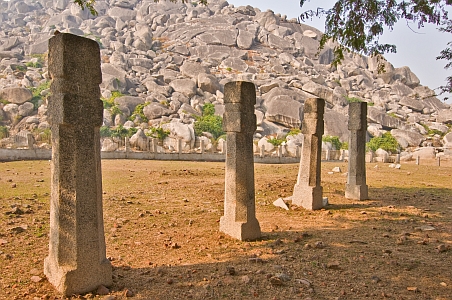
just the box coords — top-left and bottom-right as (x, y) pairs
(265, 95), (302, 128)
(198, 73), (222, 94)
(114, 96), (145, 113)
(143, 102), (172, 120)
(180, 61), (210, 80)
(169, 79), (197, 98)
(0, 87), (32, 104)
(391, 129), (425, 148)
(437, 109), (452, 124)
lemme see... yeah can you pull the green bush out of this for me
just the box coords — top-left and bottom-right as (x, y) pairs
(102, 91), (124, 118)
(26, 62), (43, 68)
(366, 132), (399, 153)
(345, 96), (363, 103)
(0, 126), (8, 139)
(110, 125), (137, 138)
(29, 80), (51, 109)
(100, 126), (112, 137)
(341, 141), (349, 150)
(147, 126), (170, 141)
(287, 128), (301, 136)
(322, 135), (342, 150)
(267, 137), (285, 147)
(194, 103), (224, 139)
(129, 102), (149, 123)
(422, 124), (446, 137)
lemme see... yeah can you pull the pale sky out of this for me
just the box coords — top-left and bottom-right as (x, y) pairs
(228, 0), (452, 104)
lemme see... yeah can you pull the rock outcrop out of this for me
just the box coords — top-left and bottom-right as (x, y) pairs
(0, 0), (450, 154)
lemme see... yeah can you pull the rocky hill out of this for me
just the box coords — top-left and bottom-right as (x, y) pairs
(0, 0), (451, 154)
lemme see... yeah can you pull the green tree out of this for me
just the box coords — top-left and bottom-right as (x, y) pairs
(194, 103), (224, 139)
(366, 132), (399, 153)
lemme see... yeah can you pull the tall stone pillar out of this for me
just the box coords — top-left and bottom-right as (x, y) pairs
(292, 98), (325, 210)
(345, 102), (368, 200)
(44, 33), (112, 296)
(220, 81), (261, 241)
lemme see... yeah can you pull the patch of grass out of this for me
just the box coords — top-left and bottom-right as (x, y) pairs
(147, 126), (170, 142)
(0, 125), (9, 139)
(29, 80), (51, 109)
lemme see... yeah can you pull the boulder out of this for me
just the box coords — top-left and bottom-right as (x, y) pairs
(367, 107), (403, 129)
(265, 95), (302, 128)
(108, 6), (137, 21)
(0, 87), (32, 104)
(257, 137), (275, 152)
(198, 73), (222, 94)
(391, 129), (425, 147)
(169, 79), (197, 98)
(101, 138), (118, 152)
(114, 96), (145, 113)
(168, 121), (195, 149)
(3, 103), (19, 122)
(18, 102), (34, 117)
(143, 103), (172, 120)
(324, 110), (349, 142)
(437, 109), (452, 124)
(443, 132), (452, 148)
(237, 30), (254, 49)
(302, 81), (333, 104)
(220, 57), (248, 72)
(413, 147), (436, 159)
(399, 96), (424, 112)
(129, 129), (148, 150)
(180, 61), (210, 80)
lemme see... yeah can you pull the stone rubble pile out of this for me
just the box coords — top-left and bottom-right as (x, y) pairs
(0, 0), (451, 154)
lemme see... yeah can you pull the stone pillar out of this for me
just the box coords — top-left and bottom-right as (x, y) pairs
(220, 81), (261, 241)
(220, 140), (226, 154)
(124, 137), (130, 152)
(416, 155), (420, 165)
(200, 138), (205, 154)
(325, 149), (331, 161)
(177, 138), (182, 154)
(437, 156), (441, 167)
(395, 154), (400, 164)
(345, 102), (368, 200)
(277, 145), (282, 158)
(152, 138), (158, 153)
(292, 98), (325, 210)
(260, 144), (265, 157)
(26, 132), (34, 149)
(44, 33), (112, 296)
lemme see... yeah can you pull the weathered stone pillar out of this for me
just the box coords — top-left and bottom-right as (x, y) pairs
(260, 144), (265, 157)
(345, 102), (368, 200)
(292, 98), (325, 210)
(220, 81), (261, 241)
(44, 33), (112, 296)
(177, 138), (182, 154)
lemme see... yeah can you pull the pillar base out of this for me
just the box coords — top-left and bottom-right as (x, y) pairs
(345, 184), (368, 200)
(219, 216), (261, 241)
(44, 256), (112, 296)
(292, 184), (324, 210)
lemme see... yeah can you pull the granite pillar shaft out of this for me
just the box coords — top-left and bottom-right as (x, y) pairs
(220, 81), (261, 240)
(44, 33), (111, 296)
(292, 98), (325, 210)
(345, 102), (368, 200)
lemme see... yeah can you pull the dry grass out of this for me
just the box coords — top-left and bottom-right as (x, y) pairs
(0, 159), (451, 300)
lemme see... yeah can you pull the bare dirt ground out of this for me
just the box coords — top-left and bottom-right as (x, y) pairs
(0, 158), (451, 300)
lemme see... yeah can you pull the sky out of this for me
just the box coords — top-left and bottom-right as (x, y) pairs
(228, 0), (452, 104)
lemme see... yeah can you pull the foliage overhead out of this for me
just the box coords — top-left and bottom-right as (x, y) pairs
(299, 0), (452, 94)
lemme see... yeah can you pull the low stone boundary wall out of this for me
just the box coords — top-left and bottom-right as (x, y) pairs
(0, 149), (300, 164)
